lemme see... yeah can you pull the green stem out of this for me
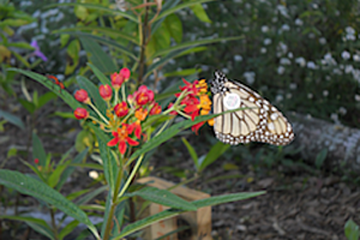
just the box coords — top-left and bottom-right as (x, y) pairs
(88, 102), (109, 125)
(118, 154), (144, 198)
(50, 208), (59, 240)
(137, 0), (149, 87)
(102, 157), (124, 240)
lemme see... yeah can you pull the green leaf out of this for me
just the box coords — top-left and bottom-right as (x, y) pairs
(113, 191), (265, 239)
(77, 76), (107, 117)
(80, 37), (117, 74)
(57, 148), (89, 190)
(146, 23), (171, 59)
(199, 142), (230, 172)
(55, 26), (140, 45)
(190, 3), (211, 23)
(47, 160), (71, 188)
(345, 219), (360, 240)
(46, 3), (138, 23)
(163, 68), (201, 77)
(87, 63), (111, 86)
(0, 170), (99, 238)
(155, 0), (215, 22)
(76, 185), (108, 205)
(38, 92), (58, 109)
(60, 32), (137, 61)
(164, 14), (183, 43)
(0, 109), (25, 130)
(151, 0), (181, 34)
(315, 148), (327, 169)
(32, 132), (47, 167)
(0, 215), (54, 239)
(129, 112), (229, 163)
(17, 98), (36, 114)
(126, 187), (197, 211)
(7, 68), (82, 110)
(181, 138), (199, 169)
(150, 35), (244, 59)
(58, 220), (80, 240)
(52, 111), (75, 119)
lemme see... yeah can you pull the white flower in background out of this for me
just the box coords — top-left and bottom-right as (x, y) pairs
(260, 47), (267, 54)
(272, 17), (278, 23)
(355, 94), (360, 102)
(202, 3), (208, 9)
(243, 26), (250, 32)
(312, 3), (318, 9)
(222, 68), (229, 74)
(276, 95), (284, 102)
(276, 42), (288, 57)
(277, 5), (289, 18)
(89, 171), (99, 180)
(323, 90), (329, 97)
(286, 93), (292, 99)
(341, 50), (351, 60)
(288, 52), (293, 58)
(333, 68), (342, 75)
(280, 57), (291, 65)
(326, 75), (331, 81)
(339, 107), (347, 115)
(222, 22), (228, 28)
(322, 53), (337, 66)
(264, 38), (272, 45)
(307, 93), (313, 99)
(353, 54), (360, 62)
(308, 33), (315, 39)
(234, 55), (243, 62)
(295, 18), (303, 26)
(234, 0), (242, 2)
(345, 26), (356, 41)
(345, 65), (354, 74)
(281, 24), (290, 31)
(295, 57), (306, 67)
(352, 69), (360, 83)
(20, 1), (32, 6)
(115, 0), (127, 12)
(330, 113), (339, 123)
(319, 37), (327, 45)
(243, 71), (256, 84)
(277, 66), (285, 75)
(289, 83), (297, 90)
(307, 61), (317, 69)
(261, 25), (269, 33)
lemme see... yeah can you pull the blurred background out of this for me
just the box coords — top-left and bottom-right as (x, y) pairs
(1, 0), (360, 239)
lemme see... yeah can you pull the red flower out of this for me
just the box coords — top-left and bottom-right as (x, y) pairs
(99, 84), (112, 101)
(132, 108), (148, 138)
(107, 124), (139, 154)
(74, 108), (89, 119)
(182, 95), (200, 120)
(177, 79), (199, 97)
(191, 122), (205, 135)
(150, 102), (162, 115)
(34, 158), (39, 164)
(119, 67), (131, 81)
(75, 89), (90, 103)
(111, 72), (124, 90)
(114, 101), (129, 117)
(133, 85), (154, 106)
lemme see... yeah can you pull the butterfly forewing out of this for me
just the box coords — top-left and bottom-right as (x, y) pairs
(211, 71), (294, 146)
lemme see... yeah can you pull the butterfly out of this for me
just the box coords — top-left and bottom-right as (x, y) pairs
(210, 70), (294, 146)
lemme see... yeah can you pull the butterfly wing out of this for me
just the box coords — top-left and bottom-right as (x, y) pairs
(211, 71), (294, 146)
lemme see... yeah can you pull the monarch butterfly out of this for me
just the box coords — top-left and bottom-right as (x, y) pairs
(210, 70), (294, 146)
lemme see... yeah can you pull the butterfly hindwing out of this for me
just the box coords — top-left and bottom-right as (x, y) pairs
(211, 71), (294, 146)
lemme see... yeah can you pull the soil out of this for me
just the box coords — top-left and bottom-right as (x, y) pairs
(1, 85), (359, 240)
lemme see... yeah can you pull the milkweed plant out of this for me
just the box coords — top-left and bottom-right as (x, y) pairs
(0, 64), (265, 240)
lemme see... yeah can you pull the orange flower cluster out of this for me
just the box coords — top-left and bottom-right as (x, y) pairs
(171, 79), (213, 133)
(73, 68), (162, 155)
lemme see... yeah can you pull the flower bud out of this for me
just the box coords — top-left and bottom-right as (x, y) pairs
(75, 89), (90, 104)
(134, 85), (154, 106)
(99, 84), (112, 101)
(150, 102), (162, 115)
(111, 72), (124, 90)
(74, 108), (89, 119)
(119, 67), (131, 81)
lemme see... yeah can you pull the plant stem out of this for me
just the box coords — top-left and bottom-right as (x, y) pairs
(50, 208), (59, 240)
(102, 160), (123, 240)
(137, 0), (149, 87)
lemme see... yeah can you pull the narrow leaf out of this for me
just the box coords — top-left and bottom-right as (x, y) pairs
(199, 142), (230, 172)
(32, 132), (47, 166)
(126, 186), (197, 211)
(0, 109), (25, 130)
(181, 138), (199, 169)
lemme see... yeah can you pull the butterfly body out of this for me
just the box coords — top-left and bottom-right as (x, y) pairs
(211, 71), (294, 146)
